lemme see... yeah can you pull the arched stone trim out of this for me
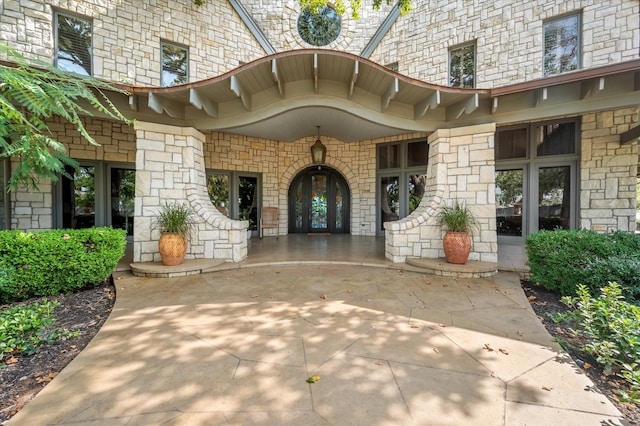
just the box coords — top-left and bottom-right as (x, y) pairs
(280, 155), (359, 235)
(385, 123), (498, 263)
(133, 121), (248, 264)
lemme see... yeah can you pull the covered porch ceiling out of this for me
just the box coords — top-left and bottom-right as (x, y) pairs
(116, 50), (640, 144)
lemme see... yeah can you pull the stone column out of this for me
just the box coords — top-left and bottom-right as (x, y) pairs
(133, 122), (247, 264)
(385, 123), (497, 263)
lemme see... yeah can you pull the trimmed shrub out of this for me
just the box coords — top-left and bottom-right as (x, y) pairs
(526, 229), (640, 301)
(0, 228), (126, 303)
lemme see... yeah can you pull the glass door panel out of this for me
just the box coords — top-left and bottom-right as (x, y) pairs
(335, 181), (343, 230)
(311, 174), (328, 230)
(380, 176), (400, 230)
(206, 173), (230, 216)
(239, 176), (258, 231)
(538, 166), (571, 231)
(496, 169), (524, 237)
(408, 174), (426, 213)
(110, 168), (135, 236)
(62, 166), (96, 229)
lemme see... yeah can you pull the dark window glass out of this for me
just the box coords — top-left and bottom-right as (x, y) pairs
(536, 122), (575, 156)
(496, 128), (528, 160)
(56, 13), (92, 76)
(544, 14), (580, 76)
(496, 169), (524, 236)
(538, 166), (571, 231)
(161, 42), (188, 87)
(297, 6), (341, 46)
(407, 141), (429, 167)
(449, 43), (475, 88)
(378, 144), (401, 169)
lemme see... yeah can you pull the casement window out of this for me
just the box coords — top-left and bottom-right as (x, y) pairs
(543, 14), (581, 76)
(54, 11), (92, 76)
(377, 139), (429, 235)
(495, 119), (580, 241)
(206, 171), (261, 233)
(161, 41), (189, 87)
(449, 42), (475, 88)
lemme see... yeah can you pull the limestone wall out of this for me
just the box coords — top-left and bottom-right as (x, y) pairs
(580, 107), (639, 233)
(385, 123), (497, 263)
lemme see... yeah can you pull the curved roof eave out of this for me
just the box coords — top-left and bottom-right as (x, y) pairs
(117, 50), (640, 143)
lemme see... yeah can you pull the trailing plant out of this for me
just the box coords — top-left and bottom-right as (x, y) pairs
(562, 282), (640, 403)
(436, 200), (478, 234)
(153, 202), (194, 238)
(0, 300), (78, 367)
(0, 43), (131, 190)
(0, 228), (126, 303)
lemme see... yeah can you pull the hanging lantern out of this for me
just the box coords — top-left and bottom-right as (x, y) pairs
(311, 126), (327, 165)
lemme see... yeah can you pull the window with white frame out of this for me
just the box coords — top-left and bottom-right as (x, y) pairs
(495, 119), (580, 241)
(161, 41), (189, 87)
(449, 42), (475, 88)
(54, 11), (93, 76)
(543, 14), (580, 76)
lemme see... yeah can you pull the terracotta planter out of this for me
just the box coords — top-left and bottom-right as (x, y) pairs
(158, 232), (188, 266)
(442, 231), (472, 264)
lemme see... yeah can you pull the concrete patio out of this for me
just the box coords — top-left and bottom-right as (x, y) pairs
(8, 247), (624, 425)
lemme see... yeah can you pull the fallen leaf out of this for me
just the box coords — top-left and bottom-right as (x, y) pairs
(443, 284), (449, 288)
(320, 295), (327, 299)
(439, 323), (447, 328)
(375, 362), (384, 366)
(251, 295), (259, 298)
(410, 325), (419, 329)
(483, 344), (494, 352)
(527, 295), (537, 302)
(306, 375), (321, 383)
(6, 357), (18, 365)
(347, 290), (353, 293)
(433, 347), (439, 353)
(583, 363), (592, 370)
(499, 348), (509, 355)
(542, 386), (553, 391)
(516, 331), (523, 337)
(35, 372), (58, 383)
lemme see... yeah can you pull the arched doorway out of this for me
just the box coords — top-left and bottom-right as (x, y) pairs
(288, 166), (350, 234)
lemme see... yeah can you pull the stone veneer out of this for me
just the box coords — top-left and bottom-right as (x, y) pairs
(385, 123), (497, 264)
(133, 122), (247, 264)
(580, 107), (639, 233)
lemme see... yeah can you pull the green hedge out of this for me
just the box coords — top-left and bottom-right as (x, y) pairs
(526, 229), (640, 302)
(0, 228), (126, 303)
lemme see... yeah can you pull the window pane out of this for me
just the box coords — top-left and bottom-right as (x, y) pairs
(239, 176), (258, 230)
(408, 174), (426, 213)
(539, 166), (571, 231)
(206, 173), (230, 216)
(335, 181), (343, 230)
(73, 166), (95, 229)
(380, 176), (400, 230)
(544, 15), (579, 76)
(295, 181), (303, 229)
(407, 141), (429, 167)
(56, 13), (92, 76)
(536, 122), (575, 156)
(311, 174), (327, 229)
(496, 170), (524, 236)
(496, 128), (527, 160)
(449, 43), (475, 88)
(378, 144), (400, 169)
(111, 168), (135, 236)
(161, 42), (188, 87)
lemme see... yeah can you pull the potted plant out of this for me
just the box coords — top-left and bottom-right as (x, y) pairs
(436, 200), (478, 264)
(153, 201), (194, 266)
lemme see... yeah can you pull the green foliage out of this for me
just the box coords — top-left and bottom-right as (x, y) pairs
(0, 300), (78, 366)
(153, 202), (194, 238)
(0, 228), (126, 303)
(0, 43), (131, 191)
(562, 283), (640, 403)
(526, 229), (640, 301)
(436, 200), (478, 234)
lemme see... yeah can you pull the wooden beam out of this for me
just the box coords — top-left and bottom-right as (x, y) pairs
(313, 53), (319, 93)
(414, 90), (440, 119)
(272, 60), (284, 98)
(148, 92), (184, 118)
(491, 96), (499, 113)
(128, 95), (138, 111)
(189, 88), (218, 117)
(534, 87), (548, 107)
(446, 93), (478, 120)
(349, 61), (359, 99)
(621, 125), (640, 145)
(381, 78), (398, 112)
(580, 77), (605, 99)
(230, 75), (251, 110)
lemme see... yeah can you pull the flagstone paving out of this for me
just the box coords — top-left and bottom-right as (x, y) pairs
(8, 266), (625, 425)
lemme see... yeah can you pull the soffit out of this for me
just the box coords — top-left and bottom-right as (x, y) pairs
(117, 50), (640, 143)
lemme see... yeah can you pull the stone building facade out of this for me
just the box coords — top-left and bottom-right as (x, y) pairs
(0, 0), (638, 268)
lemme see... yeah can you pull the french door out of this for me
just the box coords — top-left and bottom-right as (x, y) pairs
(289, 167), (350, 234)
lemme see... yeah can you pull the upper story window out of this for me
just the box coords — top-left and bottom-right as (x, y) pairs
(449, 42), (475, 88)
(297, 6), (341, 47)
(54, 11), (92, 76)
(543, 14), (581, 76)
(161, 41), (189, 87)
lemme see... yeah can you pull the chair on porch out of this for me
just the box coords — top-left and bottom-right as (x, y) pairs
(260, 207), (279, 239)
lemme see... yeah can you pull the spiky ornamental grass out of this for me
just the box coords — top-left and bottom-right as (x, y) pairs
(0, 43), (131, 191)
(436, 200), (479, 234)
